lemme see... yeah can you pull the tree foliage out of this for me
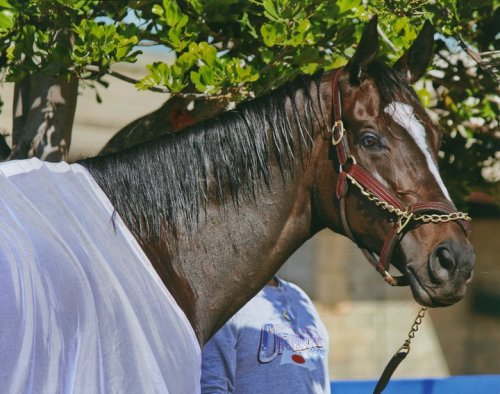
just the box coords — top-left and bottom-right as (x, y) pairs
(0, 0), (497, 204)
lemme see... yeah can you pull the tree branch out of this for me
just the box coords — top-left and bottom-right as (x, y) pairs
(82, 65), (237, 100)
(377, 26), (398, 53)
(458, 37), (499, 84)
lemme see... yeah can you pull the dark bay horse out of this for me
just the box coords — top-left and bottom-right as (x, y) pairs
(82, 17), (474, 344)
(0, 17), (474, 393)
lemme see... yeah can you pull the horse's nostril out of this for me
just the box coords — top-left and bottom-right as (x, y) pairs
(428, 244), (457, 284)
(427, 240), (474, 287)
(436, 247), (455, 271)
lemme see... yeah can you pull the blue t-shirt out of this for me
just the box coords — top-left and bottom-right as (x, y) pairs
(201, 278), (330, 393)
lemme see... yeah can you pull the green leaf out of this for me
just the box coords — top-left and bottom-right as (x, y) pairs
(190, 71), (206, 92)
(263, 0), (281, 21)
(199, 65), (215, 86)
(161, 0), (184, 27)
(393, 17), (408, 34)
(327, 55), (348, 70)
(152, 4), (164, 17)
(297, 18), (311, 34)
(0, 0), (13, 8)
(0, 3), (16, 38)
(417, 88), (432, 108)
(336, 0), (362, 13)
(198, 42), (217, 66)
(261, 22), (286, 47)
(300, 62), (319, 74)
(240, 12), (258, 39)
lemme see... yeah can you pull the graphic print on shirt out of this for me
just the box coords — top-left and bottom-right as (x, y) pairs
(257, 323), (327, 370)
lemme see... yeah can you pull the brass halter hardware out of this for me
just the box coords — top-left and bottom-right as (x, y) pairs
(331, 120), (345, 146)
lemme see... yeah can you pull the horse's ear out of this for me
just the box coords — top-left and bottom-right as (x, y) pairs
(346, 16), (379, 85)
(394, 21), (434, 83)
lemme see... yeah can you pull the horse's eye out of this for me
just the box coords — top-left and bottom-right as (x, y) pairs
(360, 132), (382, 149)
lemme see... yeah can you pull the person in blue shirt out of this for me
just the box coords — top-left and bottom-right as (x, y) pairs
(201, 276), (330, 393)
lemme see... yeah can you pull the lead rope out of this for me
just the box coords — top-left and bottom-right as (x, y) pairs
(373, 307), (427, 394)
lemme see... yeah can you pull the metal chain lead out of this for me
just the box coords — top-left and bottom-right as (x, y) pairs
(405, 307), (427, 347)
(397, 307), (427, 354)
(346, 174), (471, 224)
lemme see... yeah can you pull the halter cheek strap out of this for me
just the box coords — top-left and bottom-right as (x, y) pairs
(329, 68), (471, 287)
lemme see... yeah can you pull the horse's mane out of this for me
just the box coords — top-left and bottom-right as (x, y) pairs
(82, 73), (324, 237)
(368, 60), (431, 127)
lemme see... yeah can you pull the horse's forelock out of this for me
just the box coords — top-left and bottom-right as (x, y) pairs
(367, 60), (438, 142)
(369, 62), (426, 118)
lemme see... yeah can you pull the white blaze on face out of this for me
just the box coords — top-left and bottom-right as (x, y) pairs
(384, 102), (451, 200)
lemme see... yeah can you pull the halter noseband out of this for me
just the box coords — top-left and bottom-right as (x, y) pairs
(329, 68), (471, 287)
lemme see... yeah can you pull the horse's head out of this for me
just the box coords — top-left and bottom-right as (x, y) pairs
(313, 17), (474, 307)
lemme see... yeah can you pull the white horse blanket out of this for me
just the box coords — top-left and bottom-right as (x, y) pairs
(0, 158), (201, 393)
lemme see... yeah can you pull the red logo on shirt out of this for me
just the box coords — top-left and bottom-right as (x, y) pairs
(291, 354), (306, 364)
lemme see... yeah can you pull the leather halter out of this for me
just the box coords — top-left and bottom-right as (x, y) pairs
(329, 68), (471, 287)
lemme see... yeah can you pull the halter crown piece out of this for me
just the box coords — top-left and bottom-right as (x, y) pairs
(329, 68), (472, 287)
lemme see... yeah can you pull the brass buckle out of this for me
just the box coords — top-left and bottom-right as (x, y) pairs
(331, 120), (344, 145)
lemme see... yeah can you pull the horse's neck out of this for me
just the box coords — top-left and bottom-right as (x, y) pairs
(171, 167), (313, 344)
(81, 74), (331, 344)
(82, 146), (316, 344)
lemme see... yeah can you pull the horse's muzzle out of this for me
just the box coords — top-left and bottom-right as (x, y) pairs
(406, 239), (475, 307)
